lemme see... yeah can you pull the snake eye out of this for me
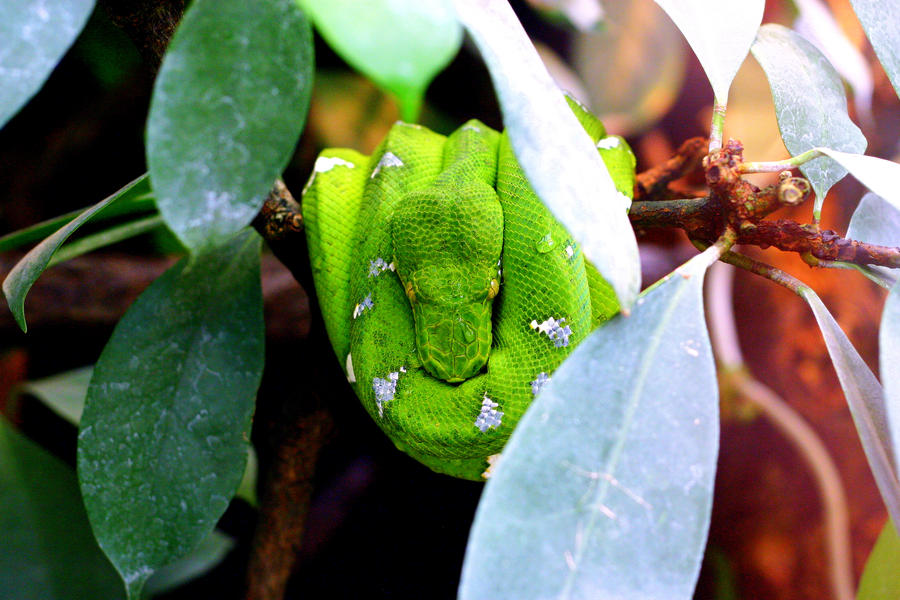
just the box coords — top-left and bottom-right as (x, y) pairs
(487, 278), (500, 299)
(405, 281), (416, 302)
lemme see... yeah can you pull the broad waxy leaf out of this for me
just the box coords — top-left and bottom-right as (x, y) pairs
(798, 288), (900, 527)
(881, 285), (900, 488)
(1, 418), (236, 599)
(849, 0), (900, 101)
(0, 418), (123, 600)
(77, 230), (264, 599)
(146, 0), (313, 252)
(0, 0), (94, 129)
(846, 192), (900, 286)
(460, 250), (720, 600)
(453, 0), (640, 309)
(858, 520), (900, 599)
(654, 0), (762, 103)
(15, 364), (259, 508)
(815, 149), (900, 213)
(299, 0), (460, 121)
(751, 24), (866, 219)
(2, 175), (149, 332)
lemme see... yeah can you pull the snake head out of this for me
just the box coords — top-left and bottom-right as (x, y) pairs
(392, 182), (503, 383)
(402, 264), (500, 382)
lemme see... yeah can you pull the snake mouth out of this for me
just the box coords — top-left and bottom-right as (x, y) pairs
(411, 300), (493, 383)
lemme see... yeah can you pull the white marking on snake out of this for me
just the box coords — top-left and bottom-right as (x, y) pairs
(474, 394), (503, 432)
(370, 151), (404, 178)
(462, 123), (483, 132)
(314, 156), (356, 173)
(367, 257), (396, 277)
(596, 136), (621, 150)
(373, 370), (402, 417)
(530, 317), (572, 347)
(481, 453), (502, 479)
(565, 244), (575, 259)
(531, 372), (551, 397)
(352, 293), (374, 319)
(345, 353), (356, 383)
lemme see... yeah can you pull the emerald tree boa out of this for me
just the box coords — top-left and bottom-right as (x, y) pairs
(302, 98), (635, 480)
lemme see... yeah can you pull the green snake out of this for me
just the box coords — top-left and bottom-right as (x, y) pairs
(302, 98), (635, 480)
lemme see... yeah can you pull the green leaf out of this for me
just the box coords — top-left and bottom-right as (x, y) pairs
(12, 366), (94, 425)
(751, 24), (867, 219)
(858, 520), (900, 600)
(146, 0), (313, 252)
(299, 0), (460, 121)
(16, 364), (260, 507)
(453, 0), (640, 309)
(848, 0), (900, 100)
(0, 0), (95, 129)
(846, 192), (900, 286)
(798, 287), (900, 528)
(2, 174), (149, 332)
(815, 149), (900, 214)
(0, 179), (153, 254)
(654, 0), (763, 103)
(143, 530), (234, 597)
(48, 215), (165, 268)
(881, 284), (900, 491)
(77, 229), (264, 599)
(460, 252), (720, 600)
(0, 417), (123, 600)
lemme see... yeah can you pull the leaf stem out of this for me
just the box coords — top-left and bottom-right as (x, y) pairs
(709, 99), (726, 152)
(717, 251), (808, 296)
(737, 148), (823, 173)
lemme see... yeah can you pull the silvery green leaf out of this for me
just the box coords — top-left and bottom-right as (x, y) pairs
(146, 0), (313, 252)
(77, 230), (263, 599)
(3, 175), (149, 332)
(751, 24), (866, 219)
(12, 364), (260, 507)
(654, 0), (763, 103)
(815, 149), (900, 214)
(453, 0), (640, 309)
(880, 284), (900, 496)
(799, 287), (900, 527)
(0, 0), (94, 129)
(846, 192), (900, 286)
(849, 0), (900, 100)
(299, 0), (461, 121)
(460, 251), (720, 600)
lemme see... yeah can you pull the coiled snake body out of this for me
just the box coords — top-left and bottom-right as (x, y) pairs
(302, 99), (635, 480)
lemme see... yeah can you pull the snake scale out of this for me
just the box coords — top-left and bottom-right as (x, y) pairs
(302, 98), (635, 480)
